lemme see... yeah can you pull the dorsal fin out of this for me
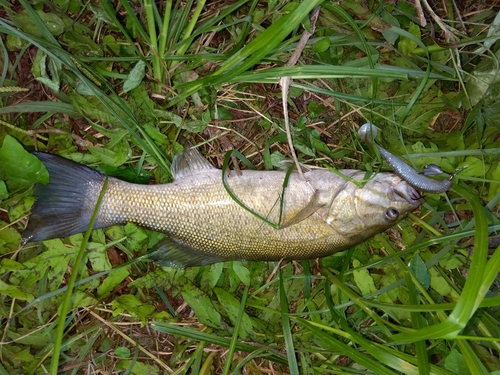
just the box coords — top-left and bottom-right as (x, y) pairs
(171, 144), (217, 179)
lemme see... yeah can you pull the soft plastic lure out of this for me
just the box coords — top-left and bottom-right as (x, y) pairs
(358, 123), (453, 193)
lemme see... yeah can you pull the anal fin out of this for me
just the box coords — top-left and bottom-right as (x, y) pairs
(147, 237), (227, 269)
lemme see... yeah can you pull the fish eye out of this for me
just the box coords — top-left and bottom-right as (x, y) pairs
(385, 208), (399, 221)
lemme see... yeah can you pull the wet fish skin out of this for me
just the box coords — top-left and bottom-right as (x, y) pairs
(22, 149), (421, 268)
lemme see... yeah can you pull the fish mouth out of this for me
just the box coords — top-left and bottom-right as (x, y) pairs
(393, 180), (422, 206)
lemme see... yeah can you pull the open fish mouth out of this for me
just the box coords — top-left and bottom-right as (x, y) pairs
(393, 180), (422, 206)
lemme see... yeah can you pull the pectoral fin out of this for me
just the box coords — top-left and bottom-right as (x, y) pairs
(148, 237), (227, 269)
(280, 190), (323, 228)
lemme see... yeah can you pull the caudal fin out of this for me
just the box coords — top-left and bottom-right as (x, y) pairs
(22, 152), (107, 245)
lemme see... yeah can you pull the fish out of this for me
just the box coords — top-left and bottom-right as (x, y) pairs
(358, 123), (453, 193)
(22, 145), (422, 268)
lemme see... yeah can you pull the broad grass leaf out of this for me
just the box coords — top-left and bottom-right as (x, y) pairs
(13, 10), (65, 36)
(232, 261), (250, 286)
(314, 37), (331, 53)
(116, 360), (160, 375)
(293, 139), (315, 157)
(0, 135), (49, 187)
(7, 34), (29, 50)
(439, 255), (465, 271)
(70, 94), (126, 126)
(103, 35), (120, 55)
(123, 60), (146, 93)
(152, 109), (183, 127)
(88, 140), (130, 167)
(488, 162), (500, 201)
(112, 295), (155, 322)
(40, 239), (76, 291)
(6, 328), (52, 348)
(410, 141), (455, 172)
(182, 119), (208, 133)
(143, 124), (169, 145)
(114, 347), (131, 359)
(89, 4), (119, 28)
(398, 22), (420, 56)
(402, 224), (418, 247)
(429, 268), (452, 296)
(180, 277), (222, 329)
(7, 239), (74, 289)
(0, 280), (34, 301)
(104, 225), (126, 242)
(215, 107), (233, 121)
(214, 287), (254, 340)
(311, 136), (331, 155)
(474, 11), (500, 54)
(352, 259), (377, 295)
(124, 223), (148, 251)
(466, 49), (500, 107)
(446, 130), (465, 150)
(0, 222), (21, 253)
(129, 268), (171, 289)
(98, 268), (129, 297)
(270, 151), (286, 169)
(87, 243), (112, 272)
(409, 252), (430, 290)
(444, 349), (469, 375)
(32, 50), (61, 92)
(63, 30), (102, 57)
(8, 196), (34, 222)
(381, 16), (400, 44)
(199, 262), (223, 289)
(248, 262), (266, 287)
(1, 345), (34, 369)
(458, 156), (487, 177)
(0, 258), (25, 272)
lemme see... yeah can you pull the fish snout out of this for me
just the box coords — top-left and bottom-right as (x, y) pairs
(393, 180), (422, 206)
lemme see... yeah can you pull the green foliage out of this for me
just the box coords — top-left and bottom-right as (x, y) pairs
(0, 0), (499, 374)
(0, 135), (48, 188)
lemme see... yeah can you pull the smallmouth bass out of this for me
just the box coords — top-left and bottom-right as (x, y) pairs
(22, 146), (421, 268)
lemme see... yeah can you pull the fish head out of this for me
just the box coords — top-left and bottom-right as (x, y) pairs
(325, 173), (421, 240)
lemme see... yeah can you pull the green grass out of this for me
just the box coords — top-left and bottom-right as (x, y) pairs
(1, 1), (500, 374)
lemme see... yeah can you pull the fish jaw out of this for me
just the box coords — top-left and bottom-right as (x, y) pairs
(324, 172), (421, 240)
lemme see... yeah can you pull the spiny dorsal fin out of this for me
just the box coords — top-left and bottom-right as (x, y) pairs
(171, 145), (217, 180)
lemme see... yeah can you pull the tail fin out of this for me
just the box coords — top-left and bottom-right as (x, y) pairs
(22, 152), (107, 245)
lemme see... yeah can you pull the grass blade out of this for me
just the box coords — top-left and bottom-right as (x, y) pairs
(279, 267), (299, 375)
(50, 177), (108, 374)
(168, 0), (323, 106)
(391, 183), (489, 342)
(222, 284), (249, 375)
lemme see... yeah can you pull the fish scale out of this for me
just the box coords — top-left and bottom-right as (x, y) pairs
(99, 170), (348, 260)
